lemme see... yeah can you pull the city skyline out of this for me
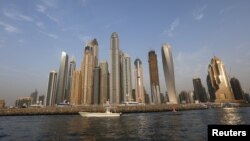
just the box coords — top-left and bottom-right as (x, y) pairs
(1, 0), (250, 105)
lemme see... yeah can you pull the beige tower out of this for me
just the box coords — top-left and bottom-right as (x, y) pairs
(134, 58), (145, 103)
(70, 70), (82, 105)
(208, 56), (235, 103)
(81, 46), (94, 105)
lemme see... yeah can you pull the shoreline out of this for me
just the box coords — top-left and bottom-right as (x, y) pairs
(0, 103), (249, 116)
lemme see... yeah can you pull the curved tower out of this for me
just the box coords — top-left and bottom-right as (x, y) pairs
(134, 58), (145, 103)
(110, 32), (120, 104)
(161, 44), (178, 104)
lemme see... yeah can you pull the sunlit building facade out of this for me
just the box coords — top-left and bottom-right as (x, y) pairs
(121, 54), (132, 102)
(46, 70), (57, 106)
(55, 51), (68, 104)
(100, 61), (109, 104)
(161, 44), (178, 104)
(208, 56), (234, 102)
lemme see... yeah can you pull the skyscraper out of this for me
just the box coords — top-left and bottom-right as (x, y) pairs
(66, 57), (76, 102)
(100, 61), (109, 105)
(46, 70), (57, 106)
(121, 54), (132, 102)
(55, 51), (68, 104)
(70, 70), (82, 105)
(110, 32), (121, 104)
(81, 46), (94, 105)
(148, 50), (161, 104)
(93, 66), (101, 105)
(230, 77), (244, 100)
(134, 58), (145, 103)
(206, 74), (216, 102)
(161, 44), (178, 104)
(208, 56), (234, 102)
(193, 78), (208, 102)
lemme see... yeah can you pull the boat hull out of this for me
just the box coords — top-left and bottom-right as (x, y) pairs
(79, 112), (121, 117)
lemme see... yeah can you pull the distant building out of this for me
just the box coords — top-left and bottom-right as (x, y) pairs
(100, 61), (109, 104)
(206, 74), (215, 102)
(244, 93), (250, 103)
(55, 51), (69, 104)
(144, 91), (150, 104)
(30, 89), (38, 104)
(120, 53), (132, 103)
(132, 89), (136, 101)
(66, 57), (76, 102)
(93, 66), (101, 105)
(38, 95), (45, 105)
(46, 70), (57, 106)
(161, 44), (178, 104)
(70, 70), (82, 105)
(160, 93), (165, 104)
(188, 91), (194, 103)
(134, 58), (145, 103)
(15, 97), (32, 108)
(0, 99), (5, 108)
(179, 91), (191, 104)
(165, 92), (170, 103)
(148, 50), (161, 104)
(208, 56), (234, 102)
(193, 78), (208, 102)
(230, 77), (244, 100)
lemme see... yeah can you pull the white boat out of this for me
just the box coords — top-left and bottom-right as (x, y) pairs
(79, 101), (121, 117)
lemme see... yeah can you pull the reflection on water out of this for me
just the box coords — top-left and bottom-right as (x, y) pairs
(0, 107), (249, 141)
(219, 108), (244, 125)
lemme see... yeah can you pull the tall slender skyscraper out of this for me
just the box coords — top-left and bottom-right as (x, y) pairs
(134, 58), (145, 103)
(55, 51), (68, 104)
(148, 50), (161, 104)
(93, 66), (101, 105)
(110, 32), (120, 104)
(70, 70), (82, 105)
(100, 61), (109, 104)
(161, 44), (178, 104)
(230, 77), (244, 100)
(46, 70), (57, 106)
(121, 54), (132, 102)
(81, 46), (94, 105)
(66, 57), (76, 102)
(208, 56), (234, 102)
(207, 74), (216, 102)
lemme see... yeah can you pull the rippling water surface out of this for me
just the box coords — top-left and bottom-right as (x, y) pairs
(0, 107), (249, 141)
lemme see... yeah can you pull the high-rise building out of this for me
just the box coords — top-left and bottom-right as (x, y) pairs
(55, 51), (68, 104)
(81, 46), (94, 105)
(30, 89), (38, 104)
(208, 56), (234, 102)
(100, 61), (109, 105)
(93, 66), (101, 105)
(206, 74), (215, 102)
(88, 39), (99, 66)
(0, 99), (5, 108)
(46, 70), (57, 106)
(230, 77), (244, 100)
(148, 50), (161, 104)
(70, 70), (82, 105)
(110, 32), (121, 104)
(193, 78), (208, 102)
(121, 54), (132, 102)
(134, 58), (145, 103)
(66, 57), (76, 102)
(161, 44), (178, 104)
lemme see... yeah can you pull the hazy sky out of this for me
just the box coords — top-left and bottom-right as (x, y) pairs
(0, 0), (250, 106)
